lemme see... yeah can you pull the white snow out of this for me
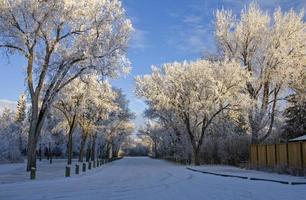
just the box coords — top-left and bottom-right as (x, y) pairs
(189, 165), (306, 183)
(289, 135), (306, 142)
(0, 157), (306, 200)
(0, 159), (87, 184)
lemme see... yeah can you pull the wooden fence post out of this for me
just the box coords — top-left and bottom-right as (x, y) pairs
(30, 167), (36, 180)
(75, 164), (79, 174)
(82, 163), (86, 172)
(88, 162), (92, 170)
(65, 166), (71, 177)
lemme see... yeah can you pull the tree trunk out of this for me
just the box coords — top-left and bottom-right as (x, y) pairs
(106, 142), (113, 159)
(26, 130), (37, 171)
(67, 128), (73, 165)
(86, 137), (91, 162)
(91, 134), (96, 161)
(192, 147), (200, 166)
(26, 109), (46, 171)
(154, 140), (158, 158)
(78, 135), (87, 162)
(249, 108), (260, 144)
(261, 80), (270, 112)
(26, 69), (51, 170)
(67, 115), (76, 165)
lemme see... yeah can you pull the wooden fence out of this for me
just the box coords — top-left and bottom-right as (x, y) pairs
(250, 142), (306, 174)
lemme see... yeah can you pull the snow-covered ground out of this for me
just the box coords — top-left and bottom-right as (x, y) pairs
(189, 165), (306, 184)
(0, 157), (306, 200)
(0, 159), (90, 184)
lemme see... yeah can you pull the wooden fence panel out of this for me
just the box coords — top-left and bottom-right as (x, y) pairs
(267, 144), (276, 167)
(250, 145), (258, 166)
(276, 144), (288, 166)
(250, 142), (306, 172)
(288, 142), (302, 169)
(258, 145), (267, 167)
(302, 142), (306, 169)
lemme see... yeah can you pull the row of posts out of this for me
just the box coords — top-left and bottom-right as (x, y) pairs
(30, 159), (111, 180)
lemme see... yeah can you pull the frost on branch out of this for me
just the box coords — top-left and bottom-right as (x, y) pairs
(215, 2), (306, 143)
(0, 0), (133, 170)
(135, 59), (251, 165)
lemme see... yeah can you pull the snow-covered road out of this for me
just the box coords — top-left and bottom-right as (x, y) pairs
(0, 157), (305, 200)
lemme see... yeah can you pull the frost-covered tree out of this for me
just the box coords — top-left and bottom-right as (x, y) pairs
(139, 121), (167, 158)
(136, 60), (250, 165)
(215, 3), (306, 143)
(0, 0), (132, 170)
(78, 78), (117, 162)
(14, 94), (26, 124)
(103, 88), (135, 159)
(111, 122), (134, 157)
(0, 108), (23, 163)
(53, 78), (87, 165)
(13, 93), (27, 152)
(282, 94), (306, 141)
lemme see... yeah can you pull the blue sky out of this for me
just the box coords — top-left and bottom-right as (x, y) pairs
(0, 0), (305, 127)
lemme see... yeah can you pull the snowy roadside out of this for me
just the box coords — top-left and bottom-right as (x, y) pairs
(0, 159), (112, 184)
(188, 165), (306, 184)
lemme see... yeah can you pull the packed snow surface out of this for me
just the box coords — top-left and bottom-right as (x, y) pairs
(0, 157), (305, 200)
(189, 165), (306, 183)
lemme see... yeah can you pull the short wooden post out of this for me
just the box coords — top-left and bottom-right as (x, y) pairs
(97, 160), (100, 167)
(75, 164), (79, 174)
(82, 163), (86, 172)
(88, 162), (92, 170)
(30, 167), (36, 180)
(49, 153), (53, 164)
(65, 166), (71, 177)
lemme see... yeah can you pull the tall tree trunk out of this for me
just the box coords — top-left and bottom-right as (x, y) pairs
(86, 137), (91, 162)
(78, 134), (87, 162)
(67, 131), (73, 165)
(67, 115), (76, 165)
(91, 134), (96, 161)
(154, 140), (158, 158)
(192, 147), (200, 166)
(26, 128), (37, 171)
(26, 102), (47, 171)
(107, 142), (113, 159)
(261, 80), (270, 112)
(259, 87), (280, 142)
